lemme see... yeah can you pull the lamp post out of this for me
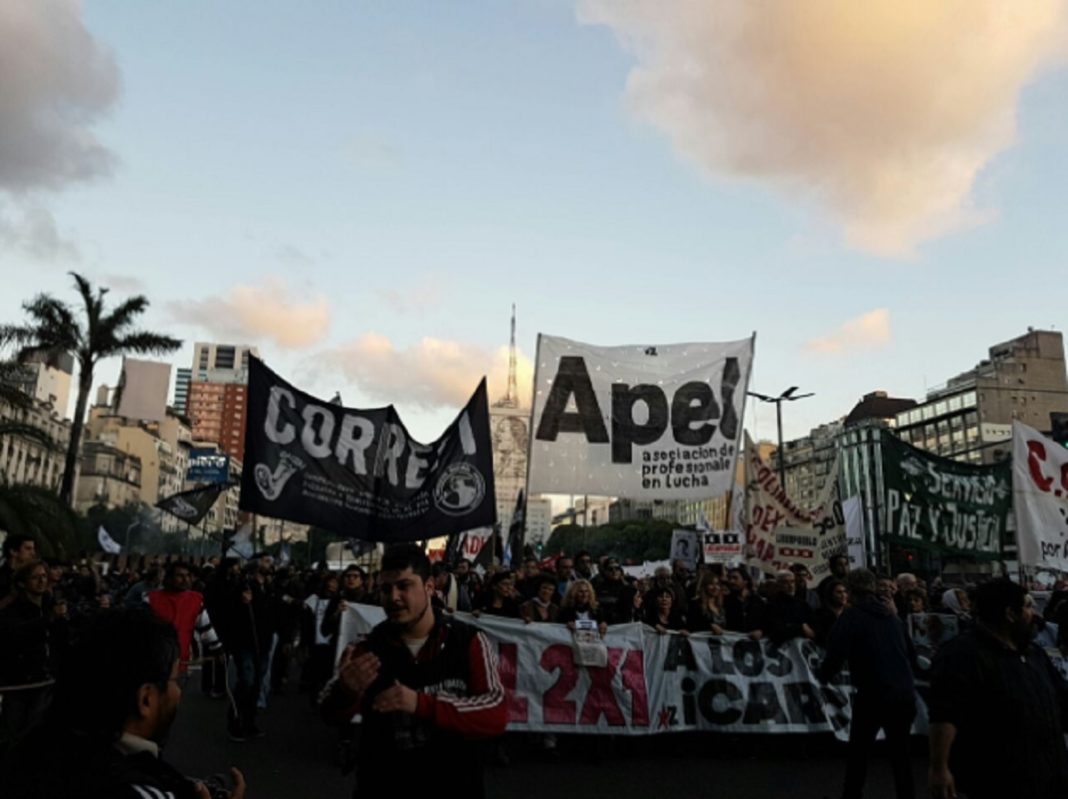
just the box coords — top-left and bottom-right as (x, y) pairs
(747, 386), (814, 488)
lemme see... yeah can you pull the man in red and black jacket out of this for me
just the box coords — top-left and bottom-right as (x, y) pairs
(320, 543), (506, 798)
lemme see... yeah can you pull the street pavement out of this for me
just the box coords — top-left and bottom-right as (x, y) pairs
(166, 673), (928, 799)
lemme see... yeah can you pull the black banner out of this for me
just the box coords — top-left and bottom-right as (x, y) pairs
(156, 483), (226, 526)
(239, 356), (497, 542)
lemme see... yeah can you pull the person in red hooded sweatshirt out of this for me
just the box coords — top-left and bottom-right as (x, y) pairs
(146, 561), (221, 671)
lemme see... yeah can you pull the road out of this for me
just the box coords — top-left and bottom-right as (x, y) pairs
(166, 672), (927, 799)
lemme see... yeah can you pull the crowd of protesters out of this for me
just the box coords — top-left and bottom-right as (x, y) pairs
(4, 531), (1068, 798)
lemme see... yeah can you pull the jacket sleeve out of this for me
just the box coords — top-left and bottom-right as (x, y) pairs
(816, 611), (851, 683)
(195, 605), (223, 655)
(413, 630), (506, 738)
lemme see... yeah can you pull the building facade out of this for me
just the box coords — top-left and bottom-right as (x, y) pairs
(0, 396), (72, 491)
(74, 441), (142, 514)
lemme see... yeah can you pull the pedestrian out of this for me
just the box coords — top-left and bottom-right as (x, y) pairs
(4, 608), (247, 799)
(928, 578), (1068, 799)
(817, 568), (917, 799)
(320, 544), (506, 797)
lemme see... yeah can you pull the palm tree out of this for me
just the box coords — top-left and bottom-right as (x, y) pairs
(3, 272), (181, 507)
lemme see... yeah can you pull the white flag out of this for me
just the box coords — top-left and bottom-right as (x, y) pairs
(226, 520), (255, 560)
(842, 496), (866, 568)
(1012, 420), (1068, 571)
(97, 526), (122, 554)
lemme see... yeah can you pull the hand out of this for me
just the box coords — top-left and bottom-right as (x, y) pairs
(710, 624), (724, 635)
(194, 768), (246, 799)
(372, 680), (418, 714)
(598, 622), (608, 638)
(802, 624), (815, 640)
(337, 645), (380, 695)
(749, 629), (764, 641)
(471, 610), (482, 618)
(53, 601), (68, 619)
(929, 764), (955, 799)
(566, 621), (576, 631)
(339, 600), (348, 613)
(241, 589), (252, 604)
(656, 624), (667, 635)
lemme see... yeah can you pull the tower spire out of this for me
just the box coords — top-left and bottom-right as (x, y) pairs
(506, 303), (518, 407)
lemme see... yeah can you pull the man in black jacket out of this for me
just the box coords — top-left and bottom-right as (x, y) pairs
(5, 608), (247, 799)
(817, 568), (916, 799)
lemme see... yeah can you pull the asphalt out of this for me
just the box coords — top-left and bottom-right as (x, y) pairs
(165, 669), (928, 799)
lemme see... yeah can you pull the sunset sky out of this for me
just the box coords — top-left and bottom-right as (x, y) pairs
(3, 1), (1068, 444)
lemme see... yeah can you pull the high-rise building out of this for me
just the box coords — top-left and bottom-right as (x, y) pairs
(14, 351), (74, 418)
(173, 367), (191, 415)
(185, 343), (257, 462)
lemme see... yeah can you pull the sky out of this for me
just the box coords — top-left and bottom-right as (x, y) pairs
(3, 1), (1068, 446)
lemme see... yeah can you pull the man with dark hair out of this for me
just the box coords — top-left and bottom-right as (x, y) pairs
(6, 608), (247, 798)
(0, 534), (37, 610)
(817, 568), (917, 799)
(929, 578), (1068, 799)
(320, 543), (506, 797)
(147, 561), (221, 671)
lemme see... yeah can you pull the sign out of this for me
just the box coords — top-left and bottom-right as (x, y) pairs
(744, 437), (844, 579)
(336, 606), (857, 739)
(702, 530), (743, 563)
(670, 529), (700, 569)
(842, 496), (866, 568)
(527, 335), (754, 500)
(187, 448), (230, 484)
(881, 432), (1009, 560)
(1012, 420), (1068, 570)
(239, 356), (496, 542)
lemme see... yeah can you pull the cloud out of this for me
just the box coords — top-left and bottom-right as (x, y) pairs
(579, 1), (1068, 256)
(0, 1), (120, 192)
(99, 273), (145, 293)
(376, 279), (445, 315)
(0, 204), (79, 260)
(323, 334), (534, 410)
(805, 309), (891, 354)
(169, 278), (331, 349)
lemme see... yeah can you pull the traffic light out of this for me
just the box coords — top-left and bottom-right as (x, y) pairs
(1052, 412), (1068, 448)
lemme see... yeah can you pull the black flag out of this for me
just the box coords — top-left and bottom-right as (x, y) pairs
(505, 490), (526, 567)
(239, 356), (496, 542)
(156, 483), (225, 526)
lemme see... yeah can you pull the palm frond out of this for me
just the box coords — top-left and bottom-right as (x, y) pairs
(108, 330), (183, 358)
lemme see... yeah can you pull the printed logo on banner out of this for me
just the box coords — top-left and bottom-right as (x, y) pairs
(434, 462), (486, 516)
(170, 497), (199, 519)
(254, 452), (306, 501)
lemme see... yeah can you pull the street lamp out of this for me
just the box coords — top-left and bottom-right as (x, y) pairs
(747, 386), (814, 487)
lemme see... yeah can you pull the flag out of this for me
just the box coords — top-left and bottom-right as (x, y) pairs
(504, 490), (526, 567)
(1013, 420), (1068, 571)
(97, 526), (122, 554)
(156, 483), (226, 526)
(279, 540), (292, 566)
(225, 520), (255, 560)
(345, 537), (375, 558)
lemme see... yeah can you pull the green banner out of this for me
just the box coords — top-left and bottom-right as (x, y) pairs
(880, 432), (1010, 560)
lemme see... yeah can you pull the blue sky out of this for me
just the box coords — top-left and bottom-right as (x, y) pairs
(3, 1), (1068, 444)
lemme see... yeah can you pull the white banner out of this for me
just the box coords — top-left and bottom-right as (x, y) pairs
(1012, 420), (1068, 571)
(336, 605), (854, 738)
(97, 526), (121, 554)
(744, 438), (844, 579)
(842, 496), (866, 568)
(527, 335), (754, 500)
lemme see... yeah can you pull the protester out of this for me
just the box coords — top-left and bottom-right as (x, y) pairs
(432, 561), (472, 612)
(320, 544), (506, 797)
(929, 579), (1068, 799)
(790, 563), (821, 610)
(558, 579), (607, 637)
(5, 608), (247, 799)
(687, 571), (726, 634)
(555, 556), (576, 599)
(146, 561), (221, 672)
(0, 535), (37, 610)
(574, 550), (596, 580)
(817, 569), (917, 799)
(519, 575), (560, 623)
(302, 571), (339, 702)
(724, 567), (767, 640)
(645, 586), (688, 634)
(766, 570), (814, 644)
(0, 560), (68, 745)
(812, 578), (848, 647)
(939, 587), (972, 626)
(589, 557), (636, 624)
(816, 554), (850, 601)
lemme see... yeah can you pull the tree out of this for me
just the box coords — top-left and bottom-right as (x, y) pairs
(3, 273), (181, 507)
